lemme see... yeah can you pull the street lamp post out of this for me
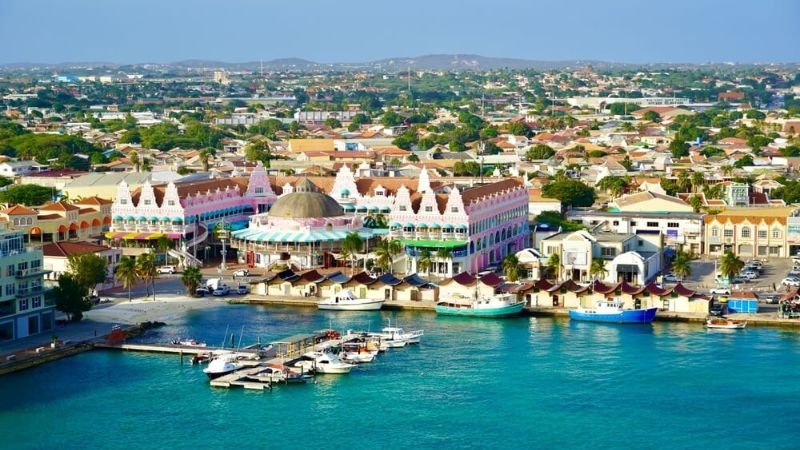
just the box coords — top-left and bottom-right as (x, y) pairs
(217, 218), (230, 272)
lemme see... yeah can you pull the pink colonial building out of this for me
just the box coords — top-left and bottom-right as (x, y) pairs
(107, 162), (276, 262)
(389, 169), (530, 277)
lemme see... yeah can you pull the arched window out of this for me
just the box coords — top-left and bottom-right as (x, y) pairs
(741, 227), (750, 238)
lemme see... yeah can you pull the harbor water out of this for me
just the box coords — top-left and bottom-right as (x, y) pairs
(2, 304), (800, 449)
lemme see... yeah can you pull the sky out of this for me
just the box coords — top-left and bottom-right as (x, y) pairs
(0, 0), (798, 64)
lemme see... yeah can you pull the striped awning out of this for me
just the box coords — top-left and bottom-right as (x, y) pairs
(106, 231), (164, 240)
(232, 228), (374, 244)
(105, 231), (128, 239)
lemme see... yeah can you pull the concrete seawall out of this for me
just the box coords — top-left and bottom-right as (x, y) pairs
(232, 295), (800, 328)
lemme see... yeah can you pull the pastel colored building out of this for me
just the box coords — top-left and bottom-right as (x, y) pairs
(388, 170), (530, 276)
(230, 179), (377, 270)
(0, 197), (113, 245)
(42, 241), (123, 292)
(704, 207), (796, 258)
(0, 224), (53, 342)
(107, 163), (276, 262)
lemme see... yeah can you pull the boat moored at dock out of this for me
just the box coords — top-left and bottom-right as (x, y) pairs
(203, 353), (244, 379)
(318, 290), (384, 311)
(706, 318), (747, 329)
(435, 293), (525, 318)
(568, 299), (657, 324)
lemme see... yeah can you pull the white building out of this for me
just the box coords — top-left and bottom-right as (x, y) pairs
(42, 241), (122, 292)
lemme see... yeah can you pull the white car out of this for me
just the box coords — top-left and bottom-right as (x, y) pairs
(233, 269), (250, 277)
(662, 273), (679, 283)
(709, 287), (731, 295)
(157, 265), (176, 274)
(781, 277), (800, 287)
(212, 285), (230, 296)
(742, 271), (759, 280)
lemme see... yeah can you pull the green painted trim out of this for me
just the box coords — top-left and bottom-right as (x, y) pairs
(401, 239), (468, 249)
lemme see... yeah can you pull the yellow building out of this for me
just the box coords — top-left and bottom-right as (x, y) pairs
(0, 197), (112, 245)
(704, 207), (796, 258)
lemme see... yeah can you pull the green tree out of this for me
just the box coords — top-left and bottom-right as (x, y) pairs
(436, 248), (453, 275)
(129, 151), (141, 172)
(590, 258), (608, 281)
(181, 266), (202, 295)
(156, 236), (173, 265)
(608, 103), (641, 115)
(671, 251), (692, 280)
(689, 195), (703, 213)
(502, 253), (522, 282)
(374, 239), (402, 273)
(0, 184), (54, 206)
(417, 249), (433, 275)
(199, 147), (216, 172)
(505, 121), (532, 137)
(642, 111), (662, 123)
(324, 117), (342, 128)
(67, 252), (108, 293)
(542, 179), (596, 208)
(690, 171), (705, 192)
(733, 154), (753, 168)
(341, 232), (363, 274)
(719, 251), (744, 283)
(52, 273), (91, 322)
(380, 111), (404, 127)
(525, 144), (555, 161)
(244, 139), (272, 167)
(547, 253), (561, 280)
(136, 253), (158, 301)
(115, 256), (138, 301)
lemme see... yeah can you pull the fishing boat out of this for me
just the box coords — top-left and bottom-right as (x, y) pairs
(568, 299), (657, 324)
(705, 318), (747, 329)
(339, 350), (376, 364)
(435, 293), (525, 318)
(318, 290), (384, 311)
(202, 353), (243, 380)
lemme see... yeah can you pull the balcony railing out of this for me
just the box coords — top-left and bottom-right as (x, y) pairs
(16, 268), (52, 279)
(17, 286), (44, 298)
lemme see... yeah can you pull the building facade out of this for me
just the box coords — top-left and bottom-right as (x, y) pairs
(0, 225), (53, 342)
(704, 207), (797, 258)
(0, 197), (113, 245)
(42, 241), (123, 292)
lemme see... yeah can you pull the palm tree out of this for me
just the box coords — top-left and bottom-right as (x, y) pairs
(136, 253), (158, 301)
(115, 256), (138, 301)
(590, 258), (608, 281)
(435, 247), (453, 277)
(417, 249), (433, 276)
(374, 239), (402, 273)
(689, 195), (703, 213)
(671, 251), (692, 281)
(677, 171), (690, 193)
(719, 251), (744, 284)
(200, 147), (216, 172)
(341, 232), (363, 274)
(129, 151), (140, 172)
(181, 266), (202, 295)
(547, 253), (561, 281)
(691, 171), (704, 193)
(501, 254), (521, 282)
(156, 236), (173, 265)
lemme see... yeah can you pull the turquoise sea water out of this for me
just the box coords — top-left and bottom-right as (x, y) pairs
(2, 305), (800, 450)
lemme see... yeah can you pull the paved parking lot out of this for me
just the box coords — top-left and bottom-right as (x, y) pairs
(678, 257), (795, 296)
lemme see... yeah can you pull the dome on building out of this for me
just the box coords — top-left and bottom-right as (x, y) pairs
(269, 178), (344, 219)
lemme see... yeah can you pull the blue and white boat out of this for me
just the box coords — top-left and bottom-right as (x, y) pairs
(436, 293), (525, 318)
(569, 299), (657, 324)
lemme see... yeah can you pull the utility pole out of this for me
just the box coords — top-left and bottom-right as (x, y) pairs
(479, 141), (485, 185)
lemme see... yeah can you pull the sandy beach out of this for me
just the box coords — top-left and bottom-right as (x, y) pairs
(86, 295), (227, 325)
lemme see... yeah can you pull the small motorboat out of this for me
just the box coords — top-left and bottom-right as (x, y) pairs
(299, 351), (354, 374)
(339, 350), (375, 364)
(203, 354), (243, 380)
(172, 338), (207, 347)
(191, 353), (211, 365)
(706, 318), (747, 329)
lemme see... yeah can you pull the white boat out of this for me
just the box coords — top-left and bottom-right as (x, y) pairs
(300, 351), (355, 374)
(338, 343), (376, 364)
(318, 290), (384, 311)
(370, 326), (424, 345)
(706, 318), (747, 329)
(202, 354), (242, 380)
(171, 338), (207, 347)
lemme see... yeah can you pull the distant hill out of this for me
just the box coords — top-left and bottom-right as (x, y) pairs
(1, 55), (796, 72)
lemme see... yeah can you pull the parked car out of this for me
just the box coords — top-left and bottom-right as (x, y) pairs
(212, 285), (230, 296)
(732, 276), (748, 284)
(788, 270), (800, 278)
(709, 287), (731, 295)
(236, 285), (249, 295)
(662, 273), (679, 283)
(781, 277), (800, 287)
(195, 287), (210, 297)
(157, 265), (177, 274)
(761, 294), (780, 304)
(233, 269), (250, 277)
(709, 302), (728, 317)
(742, 271), (759, 280)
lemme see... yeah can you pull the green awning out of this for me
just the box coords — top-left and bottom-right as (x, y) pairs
(343, 204), (355, 211)
(401, 239), (468, 249)
(430, 224), (441, 229)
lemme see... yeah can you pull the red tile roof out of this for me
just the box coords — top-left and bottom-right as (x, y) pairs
(2, 205), (36, 216)
(41, 241), (111, 257)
